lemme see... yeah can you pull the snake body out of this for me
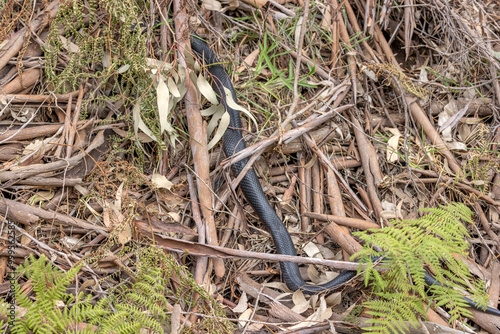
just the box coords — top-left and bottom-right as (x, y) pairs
(190, 35), (500, 316)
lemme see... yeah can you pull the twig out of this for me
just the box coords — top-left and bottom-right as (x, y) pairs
(285, 0), (310, 122)
(173, 0), (225, 277)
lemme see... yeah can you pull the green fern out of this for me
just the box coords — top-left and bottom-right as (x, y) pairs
(3, 246), (233, 334)
(352, 202), (489, 333)
(8, 254), (101, 334)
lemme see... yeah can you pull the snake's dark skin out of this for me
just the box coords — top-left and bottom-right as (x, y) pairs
(190, 35), (500, 317)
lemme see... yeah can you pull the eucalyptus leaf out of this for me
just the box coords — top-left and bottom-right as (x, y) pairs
(207, 105), (226, 137)
(197, 73), (219, 104)
(223, 87), (258, 131)
(201, 103), (224, 117)
(156, 77), (170, 134)
(132, 101), (158, 143)
(167, 77), (180, 97)
(207, 111), (230, 150)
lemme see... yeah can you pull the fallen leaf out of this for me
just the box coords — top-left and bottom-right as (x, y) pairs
(232, 292), (248, 313)
(207, 111), (230, 150)
(202, 0), (222, 11)
(152, 173), (173, 190)
(291, 290), (310, 314)
(59, 35), (79, 53)
(386, 128), (401, 163)
(198, 73), (219, 104)
(236, 48), (260, 73)
(133, 100), (159, 143)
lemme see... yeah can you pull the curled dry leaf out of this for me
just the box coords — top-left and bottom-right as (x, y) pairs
(202, 0), (222, 11)
(223, 87), (258, 131)
(61, 236), (84, 250)
(291, 290), (310, 314)
(22, 137), (57, 157)
(232, 292), (248, 313)
(386, 128), (401, 163)
(152, 173), (173, 190)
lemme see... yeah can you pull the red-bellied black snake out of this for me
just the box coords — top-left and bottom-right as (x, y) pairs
(190, 34), (500, 317)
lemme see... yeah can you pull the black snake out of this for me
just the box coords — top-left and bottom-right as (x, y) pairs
(190, 34), (500, 317)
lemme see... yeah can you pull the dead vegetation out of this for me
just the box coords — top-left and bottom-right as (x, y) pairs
(0, 0), (500, 332)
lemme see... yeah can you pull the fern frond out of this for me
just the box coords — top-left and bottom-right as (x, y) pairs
(352, 202), (489, 331)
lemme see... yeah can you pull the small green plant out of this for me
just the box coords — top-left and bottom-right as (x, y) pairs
(352, 202), (488, 333)
(4, 246), (232, 333)
(8, 254), (105, 333)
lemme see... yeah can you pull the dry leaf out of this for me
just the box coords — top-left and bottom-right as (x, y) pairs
(207, 111), (230, 150)
(291, 290), (310, 314)
(117, 64), (130, 73)
(419, 67), (429, 83)
(22, 137), (57, 157)
(167, 77), (180, 97)
(325, 291), (341, 306)
(61, 236), (84, 249)
(197, 73), (219, 104)
(238, 308), (252, 328)
(237, 48), (260, 73)
(448, 141), (467, 151)
(151, 173), (173, 190)
(133, 100), (159, 143)
(29, 190), (54, 206)
(167, 212), (181, 223)
(381, 200), (397, 220)
(202, 0), (222, 11)
(386, 128), (401, 163)
(232, 292), (248, 313)
(12, 107), (35, 122)
(207, 104), (226, 136)
(223, 87), (258, 131)
(157, 77), (172, 134)
(113, 127), (155, 143)
(303, 242), (323, 259)
(227, 0), (239, 10)
(59, 35), (79, 53)
(201, 104), (224, 117)
(74, 184), (89, 197)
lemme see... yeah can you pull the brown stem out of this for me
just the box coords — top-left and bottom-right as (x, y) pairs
(173, 0), (224, 278)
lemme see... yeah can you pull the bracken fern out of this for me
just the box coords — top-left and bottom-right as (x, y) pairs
(3, 245), (233, 333)
(352, 202), (488, 332)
